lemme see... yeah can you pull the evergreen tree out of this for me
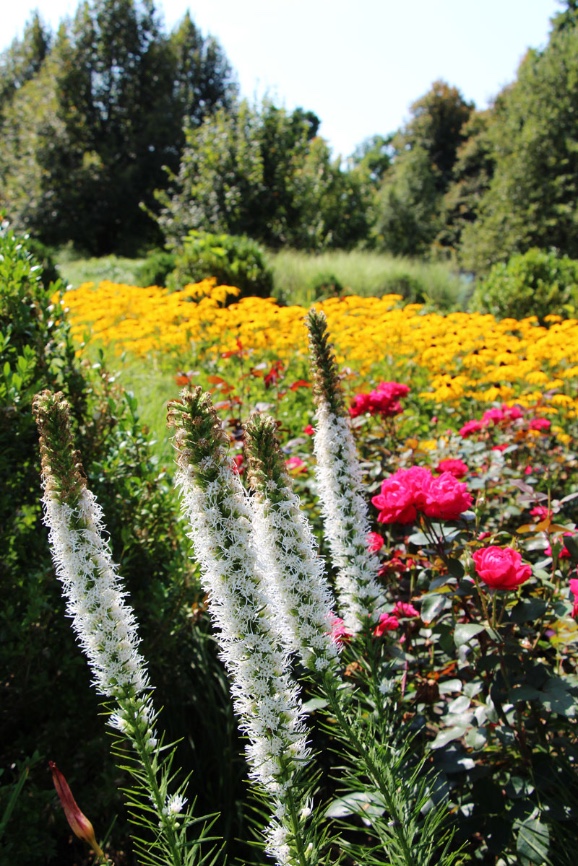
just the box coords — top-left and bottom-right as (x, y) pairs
(0, 12), (51, 114)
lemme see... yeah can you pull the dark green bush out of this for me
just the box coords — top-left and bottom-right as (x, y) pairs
(308, 271), (344, 300)
(134, 250), (176, 287)
(170, 230), (274, 299)
(470, 248), (578, 321)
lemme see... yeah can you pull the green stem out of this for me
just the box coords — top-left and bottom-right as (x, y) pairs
(123, 698), (183, 866)
(321, 671), (415, 866)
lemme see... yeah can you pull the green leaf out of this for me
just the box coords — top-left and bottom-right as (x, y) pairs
(420, 593), (451, 624)
(516, 815), (550, 865)
(454, 623), (485, 646)
(429, 725), (467, 749)
(510, 598), (548, 623)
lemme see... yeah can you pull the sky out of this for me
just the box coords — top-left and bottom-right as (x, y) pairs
(2, 0), (562, 159)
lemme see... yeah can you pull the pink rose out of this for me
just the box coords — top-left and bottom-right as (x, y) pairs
(391, 601), (420, 618)
(530, 506), (552, 520)
(303, 424), (315, 436)
(459, 419), (486, 437)
(372, 466), (433, 524)
(367, 531), (385, 552)
(473, 546), (532, 590)
(423, 473), (473, 521)
(504, 404), (524, 421)
(374, 614), (400, 637)
(437, 458), (468, 479)
(528, 418), (551, 432)
(285, 456), (307, 474)
(482, 407), (506, 425)
(349, 393), (373, 418)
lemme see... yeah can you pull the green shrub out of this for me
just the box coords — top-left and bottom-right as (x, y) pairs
(170, 231), (274, 299)
(21, 237), (62, 289)
(308, 271), (344, 300)
(134, 250), (176, 287)
(470, 248), (578, 321)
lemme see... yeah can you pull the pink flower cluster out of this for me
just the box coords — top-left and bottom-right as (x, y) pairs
(459, 404), (551, 438)
(349, 381), (409, 419)
(372, 466), (473, 525)
(374, 601), (420, 637)
(437, 458), (468, 479)
(472, 546), (532, 590)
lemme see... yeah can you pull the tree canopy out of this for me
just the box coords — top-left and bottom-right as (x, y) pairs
(0, 0), (236, 255)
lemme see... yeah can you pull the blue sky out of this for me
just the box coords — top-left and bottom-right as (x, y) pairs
(2, 0), (561, 159)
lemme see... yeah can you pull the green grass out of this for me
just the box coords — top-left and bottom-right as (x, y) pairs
(56, 252), (146, 288)
(54, 247), (473, 311)
(268, 249), (472, 310)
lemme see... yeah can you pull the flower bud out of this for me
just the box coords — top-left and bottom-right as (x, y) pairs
(49, 762), (105, 860)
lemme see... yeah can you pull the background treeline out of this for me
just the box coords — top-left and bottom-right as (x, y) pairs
(1, 0), (578, 272)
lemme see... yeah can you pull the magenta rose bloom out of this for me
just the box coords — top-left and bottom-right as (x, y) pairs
(372, 467), (433, 524)
(459, 419), (486, 437)
(349, 393), (373, 418)
(372, 476), (419, 524)
(473, 546), (532, 590)
(437, 458), (468, 479)
(423, 472), (473, 520)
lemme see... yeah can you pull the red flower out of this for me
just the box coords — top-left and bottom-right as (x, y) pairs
(49, 762), (105, 859)
(367, 531), (385, 552)
(372, 466), (432, 524)
(349, 381), (409, 419)
(285, 456), (307, 474)
(437, 458), (468, 479)
(232, 454), (244, 474)
(391, 601), (419, 618)
(528, 417), (551, 432)
(530, 506), (552, 520)
(482, 407), (506, 425)
(423, 473), (473, 521)
(459, 419), (486, 437)
(303, 424), (315, 436)
(328, 615), (351, 645)
(473, 546), (532, 590)
(372, 466), (471, 524)
(374, 613), (400, 636)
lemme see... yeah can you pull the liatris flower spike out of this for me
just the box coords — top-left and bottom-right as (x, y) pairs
(168, 388), (317, 866)
(33, 391), (205, 866)
(306, 309), (385, 633)
(244, 412), (339, 673)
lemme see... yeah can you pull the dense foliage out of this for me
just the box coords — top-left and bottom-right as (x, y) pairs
(169, 230), (274, 299)
(3, 1), (578, 280)
(0, 0), (236, 255)
(471, 249), (578, 322)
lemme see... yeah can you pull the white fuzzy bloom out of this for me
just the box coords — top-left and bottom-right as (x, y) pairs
(250, 478), (339, 670)
(41, 488), (151, 706)
(175, 459), (309, 794)
(313, 405), (386, 632)
(166, 793), (187, 815)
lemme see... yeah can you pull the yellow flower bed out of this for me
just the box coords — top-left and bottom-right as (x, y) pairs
(57, 280), (578, 416)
